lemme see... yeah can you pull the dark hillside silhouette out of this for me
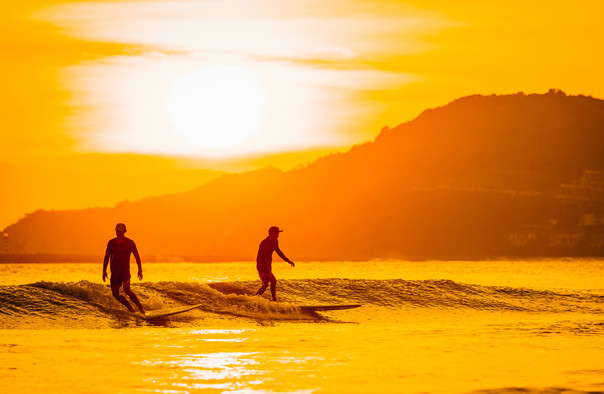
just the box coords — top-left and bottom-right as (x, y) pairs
(4, 90), (604, 261)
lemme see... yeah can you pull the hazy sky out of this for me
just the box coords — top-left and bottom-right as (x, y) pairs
(1, 0), (604, 227)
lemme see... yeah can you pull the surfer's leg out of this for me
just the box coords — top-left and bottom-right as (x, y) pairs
(123, 281), (145, 314)
(256, 279), (268, 295)
(111, 285), (134, 312)
(268, 273), (277, 302)
(256, 272), (269, 296)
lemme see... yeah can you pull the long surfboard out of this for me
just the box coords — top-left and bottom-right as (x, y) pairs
(299, 304), (361, 313)
(139, 303), (204, 320)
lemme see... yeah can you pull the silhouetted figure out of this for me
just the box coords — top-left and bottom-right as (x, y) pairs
(102, 223), (145, 314)
(256, 226), (295, 301)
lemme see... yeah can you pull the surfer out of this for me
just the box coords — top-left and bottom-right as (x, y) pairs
(256, 226), (295, 301)
(102, 223), (145, 314)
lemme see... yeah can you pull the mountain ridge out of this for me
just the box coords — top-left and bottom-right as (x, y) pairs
(4, 90), (604, 260)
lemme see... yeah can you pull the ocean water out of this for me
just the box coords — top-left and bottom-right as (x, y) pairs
(1, 260), (603, 393)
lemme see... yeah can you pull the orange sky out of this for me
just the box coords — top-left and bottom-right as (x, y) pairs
(2, 0), (604, 228)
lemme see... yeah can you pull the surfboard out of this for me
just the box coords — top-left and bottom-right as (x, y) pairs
(299, 304), (362, 313)
(139, 303), (204, 320)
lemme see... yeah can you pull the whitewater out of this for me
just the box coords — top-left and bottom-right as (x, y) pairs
(1, 260), (603, 393)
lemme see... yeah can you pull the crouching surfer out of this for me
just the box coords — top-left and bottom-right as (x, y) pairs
(102, 223), (145, 314)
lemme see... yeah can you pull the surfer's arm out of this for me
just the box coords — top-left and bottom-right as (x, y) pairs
(132, 243), (143, 280)
(102, 242), (111, 281)
(275, 246), (294, 267)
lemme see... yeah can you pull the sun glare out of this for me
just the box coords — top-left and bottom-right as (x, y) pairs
(166, 65), (267, 150)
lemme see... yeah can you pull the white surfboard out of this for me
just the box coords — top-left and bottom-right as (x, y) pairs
(299, 304), (361, 313)
(139, 303), (204, 320)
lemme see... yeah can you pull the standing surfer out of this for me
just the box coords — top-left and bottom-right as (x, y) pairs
(256, 226), (295, 301)
(102, 223), (145, 314)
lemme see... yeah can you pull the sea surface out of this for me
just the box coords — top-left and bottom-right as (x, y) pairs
(1, 259), (603, 393)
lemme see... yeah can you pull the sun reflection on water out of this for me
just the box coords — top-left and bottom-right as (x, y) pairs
(140, 348), (325, 393)
(140, 352), (262, 391)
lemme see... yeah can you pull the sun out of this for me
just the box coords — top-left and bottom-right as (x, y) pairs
(165, 65), (268, 150)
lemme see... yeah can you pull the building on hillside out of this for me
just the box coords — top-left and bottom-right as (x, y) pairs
(556, 170), (604, 204)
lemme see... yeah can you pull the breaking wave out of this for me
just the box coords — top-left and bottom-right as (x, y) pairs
(1, 279), (602, 328)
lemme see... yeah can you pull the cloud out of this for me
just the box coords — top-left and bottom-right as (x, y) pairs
(37, 0), (453, 62)
(35, 0), (454, 158)
(312, 46), (356, 60)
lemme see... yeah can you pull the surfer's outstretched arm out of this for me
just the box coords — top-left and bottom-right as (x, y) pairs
(275, 246), (294, 267)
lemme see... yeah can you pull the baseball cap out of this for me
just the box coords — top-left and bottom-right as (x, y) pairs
(115, 223), (127, 232)
(268, 226), (283, 233)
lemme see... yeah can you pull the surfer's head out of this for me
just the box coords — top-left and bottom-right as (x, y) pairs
(115, 223), (127, 236)
(268, 226), (283, 239)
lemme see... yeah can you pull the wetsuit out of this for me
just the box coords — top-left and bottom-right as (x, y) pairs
(105, 237), (139, 287)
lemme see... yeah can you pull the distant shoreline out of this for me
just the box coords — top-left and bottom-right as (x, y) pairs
(0, 254), (601, 264)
